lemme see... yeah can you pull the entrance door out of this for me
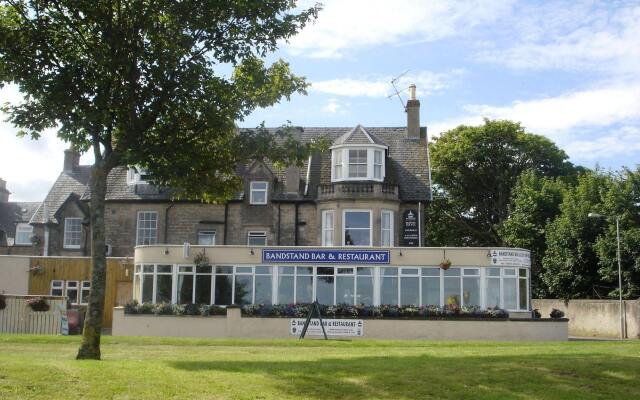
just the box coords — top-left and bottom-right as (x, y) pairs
(115, 281), (133, 306)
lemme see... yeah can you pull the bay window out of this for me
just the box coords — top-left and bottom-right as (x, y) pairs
(348, 149), (368, 178)
(331, 146), (386, 182)
(333, 150), (342, 179)
(343, 210), (371, 246)
(374, 150), (383, 179)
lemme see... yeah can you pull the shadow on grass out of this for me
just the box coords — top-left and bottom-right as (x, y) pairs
(169, 352), (640, 400)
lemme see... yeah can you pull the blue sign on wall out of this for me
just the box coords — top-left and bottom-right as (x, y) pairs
(262, 249), (390, 264)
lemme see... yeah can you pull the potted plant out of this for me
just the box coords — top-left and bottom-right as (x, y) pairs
(26, 297), (50, 312)
(439, 259), (452, 270)
(550, 308), (565, 319)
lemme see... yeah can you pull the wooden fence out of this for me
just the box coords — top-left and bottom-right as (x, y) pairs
(0, 295), (67, 334)
(28, 257), (133, 328)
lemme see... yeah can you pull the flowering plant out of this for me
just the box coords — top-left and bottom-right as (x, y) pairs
(26, 296), (50, 312)
(439, 259), (452, 270)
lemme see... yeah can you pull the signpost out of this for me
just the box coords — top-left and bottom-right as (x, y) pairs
(402, 209), (419, 246)
(298, 301), (327, 339)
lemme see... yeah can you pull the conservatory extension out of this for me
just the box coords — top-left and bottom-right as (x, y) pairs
(132, 245), (532, 316)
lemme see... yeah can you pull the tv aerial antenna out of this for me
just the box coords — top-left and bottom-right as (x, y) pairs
(387, 69), (410, 111)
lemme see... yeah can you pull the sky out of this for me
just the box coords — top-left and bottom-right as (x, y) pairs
(1, 0), (639, 202)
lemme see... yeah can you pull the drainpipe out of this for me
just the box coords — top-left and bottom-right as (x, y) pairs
(294, 203), (299, 246)
(223, 202), (229, 245)
(164, 201), (175, 244)
(277, 203), (281, 245)
(43, 203), (49, 256)
(304, 155), (312, 196)
(418, 201), (422, 247)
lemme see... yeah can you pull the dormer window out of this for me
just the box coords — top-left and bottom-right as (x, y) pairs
(127, 167), (150, 185)
(331, 146), (386, 182)
(250, 181), (268, 205)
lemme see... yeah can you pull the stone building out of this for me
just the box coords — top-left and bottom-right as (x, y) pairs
(0, 178), (39, 255)
(28, 88), (431, 257)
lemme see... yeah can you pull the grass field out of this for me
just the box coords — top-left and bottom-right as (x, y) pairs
(0, 335), (639, 399)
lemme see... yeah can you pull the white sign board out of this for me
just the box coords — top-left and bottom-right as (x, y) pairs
(290, 318), (364, 337)
(490, 249), (531, 267)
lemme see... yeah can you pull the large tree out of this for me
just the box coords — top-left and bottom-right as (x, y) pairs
(425, 119), (576, 246)
(0, 0), (322, 359)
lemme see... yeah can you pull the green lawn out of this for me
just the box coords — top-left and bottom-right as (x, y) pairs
(0, 335), (639, 399)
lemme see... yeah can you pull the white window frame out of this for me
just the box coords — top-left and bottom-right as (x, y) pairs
(65, 280), (79, 304)
(249, 181), (268, 205)
(347, 148), (368, 179)
(197, 230), (216, 246)
(330, 145), (386, 182)
(321, 210), (334, 247)
(63, 217), (82, 249)
(126, 166), (149, 185)
(247, 231), (267, 246)
(80, 280), (91, 305)
(342, 209), (372, 247)
(136, 211), (158, 246)
(14, 223), (32, 245)
(374, 150), (383, 179)
(50, 280), (64, 297)
(381, 210), (394, 247)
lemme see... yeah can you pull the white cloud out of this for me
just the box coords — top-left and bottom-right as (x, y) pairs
(477, 2), (640, 75)
(321, 98), (341, 114)
(0, 84), (92, 202)
(428, 82), (640, 161)
(312, 70), (463, 98)
(288, 0), (513, 58)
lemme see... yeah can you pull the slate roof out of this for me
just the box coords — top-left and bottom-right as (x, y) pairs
(40, 126), (431, 217)
(0, 201), (39, 245)
(30, 167), (91, 224)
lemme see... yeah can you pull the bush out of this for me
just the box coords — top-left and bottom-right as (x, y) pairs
(532, 309), (542, 319)
(0, 294), (6, 311)
(550, 308), (565, 319)
(26, 297), (50, 312)
(123, 301), (227, 316)
(241, 303), (509, 320)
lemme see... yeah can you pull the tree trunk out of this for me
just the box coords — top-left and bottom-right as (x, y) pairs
(76, 162), (109, 360)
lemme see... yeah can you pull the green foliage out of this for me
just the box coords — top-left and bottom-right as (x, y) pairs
(426, 119), (575, 246)
(499, 171), (567, 297)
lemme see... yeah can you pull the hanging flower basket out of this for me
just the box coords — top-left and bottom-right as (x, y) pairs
(193, 251), (210, 267)
(26, 297), (50, 312)
(29, 264), (44, 275)
(439, 259), (452, 270)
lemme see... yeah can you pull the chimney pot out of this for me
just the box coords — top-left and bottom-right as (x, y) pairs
(406, 84), (420, 139)
(0, 178), (9, 203)
(63, 148), (80, 173)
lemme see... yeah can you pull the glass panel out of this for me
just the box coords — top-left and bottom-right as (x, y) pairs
(236, 266), (253, 274)
(279, 266), (295, 275)
(444, 268), (460, 276)
(248, 234), (267, 246)
(255, 266), (271, 275)
(422, 277), (440, 306)
(382, 267), (398, 276)
(135, 265), (141, 273)
(156, 275), (172, 303)
(194, 275), (211, 304)
(345, 229), (370, 246)
(504, 278), (517, 310)
(380, 275), (398, 305)
(316, 275), (335, 305)
(487, 267), (500, 277)
(296, 266), (313, 275)
(519, 277), (528, 310)
(66, 288), (79, 304)
(317, 267), (334, 275)
(296, 275), (313, 303)
(80, 287), (91, 304)
(357, 267), (372, 276)
(463, 269), (479, 276)
(252, 181), (268, 190)
(196, 265), (212, 274)
(278, 276), (294, 304)
(214, 275), (233, 305)
(216, 266), (233, 274)
(444, 277), (461, 306)
(234, 275), (253, 305)
(157, 265), (172, 273)
(504, 268), (517, 276)
(519, 269), (527, 278)
(400, 277), (419, 306)
(401, 268), (419, 275)
(197, 231), (216, 245)
(179, 266), (193, 273)
(422, 267), (440, 276)
(142, 275), (153, 302)
(255, 275), (272, 305)
(143, 265), (154, 273)
(356, 275), (374, 305)
(344, 212), (370, 229)
(251, 191), (266, 204)
(462, 277), (480, 307)
(177, 274), (194, 304)
(337, 268), (354, 275)
(336, 276), (355, 304)
(486, 278), (501, 308)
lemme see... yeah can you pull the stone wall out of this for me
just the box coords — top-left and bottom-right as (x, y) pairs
(113, 307), (568, 341)
(532, 299), (640, 339)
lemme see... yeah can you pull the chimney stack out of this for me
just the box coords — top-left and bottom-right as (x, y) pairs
(406, 84), (420, 139)
(0, 178), (9, 202)
(63, 148), (80, 173)
(285, 166), (301, 194)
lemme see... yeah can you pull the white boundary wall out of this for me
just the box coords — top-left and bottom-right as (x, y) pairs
(0, 255), (30, 295)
